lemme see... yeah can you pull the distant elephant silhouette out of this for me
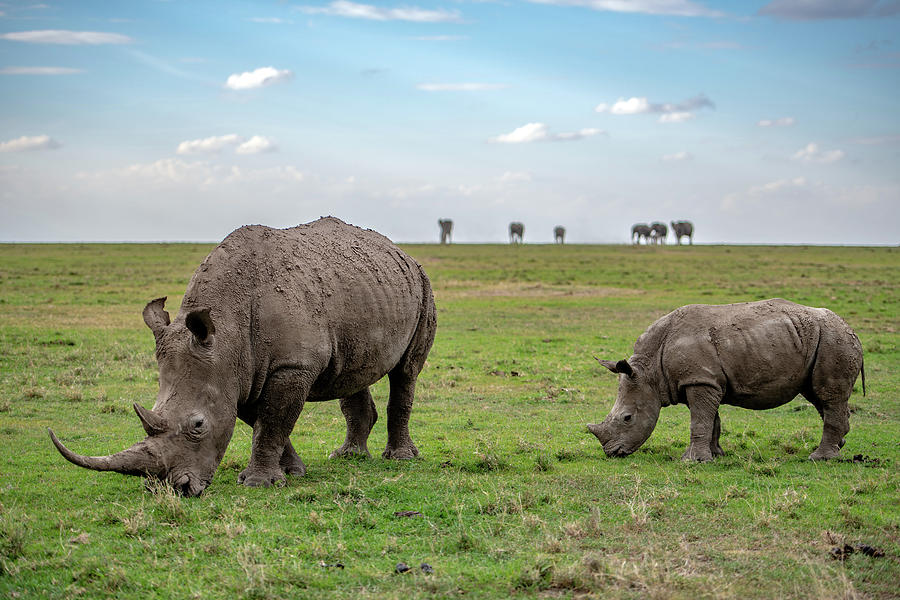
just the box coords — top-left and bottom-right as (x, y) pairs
(554, 226), (565, 244)
(438, 219), (453, 244)
(670, 220), (694, 245)
(650, 222), (668, 245)
(509, 222), (524, 244)
(632, 223), (651, 245)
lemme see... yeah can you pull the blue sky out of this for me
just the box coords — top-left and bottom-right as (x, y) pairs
(1, 0), (898, 243)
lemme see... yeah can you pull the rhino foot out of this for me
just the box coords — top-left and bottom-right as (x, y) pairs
(238, 467), (286, 487)
(382, 443), (419, 460)
(280, 451), (307, 477)
(809, 447), (841, 461)
(681, 446), (714, 462)
(330, 443), (371, 460)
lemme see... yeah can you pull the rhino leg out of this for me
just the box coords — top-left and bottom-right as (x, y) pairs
(710, 413), (725, 458)
(809, 394), (850, 460)
(681, 385), (721, 462)
(280, 440), (307, 476)
(239, 369), (311, 487)
(382, 369), (419, 460)
(330, 388), (378, 459)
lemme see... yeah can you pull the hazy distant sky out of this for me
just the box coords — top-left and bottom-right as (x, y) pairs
(1, 0), (898, 244)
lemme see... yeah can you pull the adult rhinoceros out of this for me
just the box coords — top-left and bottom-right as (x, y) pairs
(50, 217), (437, 496)
(588, 299), (864, 462)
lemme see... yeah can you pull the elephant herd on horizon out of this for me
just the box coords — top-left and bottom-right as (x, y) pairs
(438, 219), (694, 245)
(632, 221), (694, 245)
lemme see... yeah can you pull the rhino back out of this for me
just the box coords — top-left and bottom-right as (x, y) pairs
(661, 299), (828, 409)
(179, 217), (434, 401)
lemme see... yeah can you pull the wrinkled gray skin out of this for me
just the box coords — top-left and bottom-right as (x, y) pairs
(509, 222), (524, 244)
(670, 220), (693, 245)
(649, 222), (667, 245)
(632, 224), (651, 244)
(588, 299), (864, 462)
(438, 219), (453, 244)
(50, 217), (437, 496)
(554, 226), (566, 244)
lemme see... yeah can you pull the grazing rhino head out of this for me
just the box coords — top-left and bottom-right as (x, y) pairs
(49, 297), (238, 497)
(587, 358), (662, 457)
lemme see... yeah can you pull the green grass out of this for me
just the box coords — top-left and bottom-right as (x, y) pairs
(1, 242), (897, 599)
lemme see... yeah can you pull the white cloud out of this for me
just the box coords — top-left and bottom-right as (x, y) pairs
(497, 171), (532, 183)
(792, 142), (845, 164)
(528, 0), (722, 17)
(0, 66), (83, 75)
(236, 136), (277, 155)
(77, 159), (304, 187)
(300, 1), (462, 22)
(749, 177), (807, 194)
(662, 151), (692, 161)
(0, 134), (60, 152)
(596, 94), (713, 123)
(489, 123), (605, 143)
(0, 30), (133, 44)
(176, 134), (241, 155)
(658, 112), (694, 123)
(596, 97), (651, 115)
(225, 66), (292, 90)
(758, 117), (795, 127)
(758, 0), (899, 20)
(417, 82), (508, 91)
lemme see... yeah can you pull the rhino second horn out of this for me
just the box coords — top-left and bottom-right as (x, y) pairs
(48, 428), (163, 477)
(134, 403), (168, 436)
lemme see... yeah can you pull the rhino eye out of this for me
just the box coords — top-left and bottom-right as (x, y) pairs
(622, 414), (633, 423)
(190, 417), (206, 431)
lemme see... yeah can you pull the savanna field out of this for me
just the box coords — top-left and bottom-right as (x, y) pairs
(0, 242), (897, 599)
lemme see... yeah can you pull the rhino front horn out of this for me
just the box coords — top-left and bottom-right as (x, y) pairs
(48, 428), (162, 477)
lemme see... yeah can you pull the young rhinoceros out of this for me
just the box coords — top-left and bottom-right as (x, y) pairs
(49, 217), (436, 496)
(588, 299), (864, 461)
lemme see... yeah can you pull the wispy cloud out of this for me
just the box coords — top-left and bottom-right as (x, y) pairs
(595, 94), (714, 123)
(758, 116), (795, 127)
(758, 0), (900, 20)
(489, 123), (604, 144)
(176, 135), (242, 155)
(176, 134), (278, 155)
(300, 1), (463, 23)
(528, 0), (722, 17)
(417, 82), (508, 91)
(0, 134), (60, 152)
(0, 66), (83, 75)
(225, 66), (292, 90)
(0, 30), (133, 44)
(791, 142), (844, 164)
(236, 136), (277, 154)
(662, 151), (692, 161)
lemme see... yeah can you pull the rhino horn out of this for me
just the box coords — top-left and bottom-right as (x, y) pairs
(143, 297), (170, 341)
(134, 403), (169, 436)
(48, 428), (163, 477)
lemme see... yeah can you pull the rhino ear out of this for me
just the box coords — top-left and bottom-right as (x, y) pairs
(185, 308), (216, 345)
(595, 357), (634, 377)
(143, 297), (170, 341)
(615, 359), (634, 377)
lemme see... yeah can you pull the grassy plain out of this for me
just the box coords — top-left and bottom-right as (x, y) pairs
(0, 242), (898, 599)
